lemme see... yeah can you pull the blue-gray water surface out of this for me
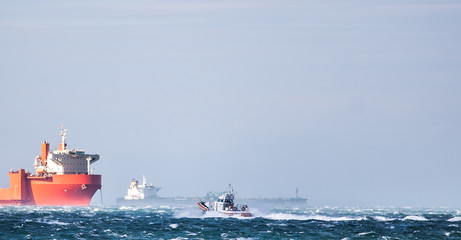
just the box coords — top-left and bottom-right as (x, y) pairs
(2, 205), (461, 239)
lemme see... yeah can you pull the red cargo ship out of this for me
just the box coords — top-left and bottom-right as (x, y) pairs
(0, 125), (101, 206)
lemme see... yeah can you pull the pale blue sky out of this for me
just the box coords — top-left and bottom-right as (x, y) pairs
(1, 0), (461, 206)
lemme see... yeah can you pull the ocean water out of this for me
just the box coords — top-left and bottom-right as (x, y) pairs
(2, 205), (461, 239)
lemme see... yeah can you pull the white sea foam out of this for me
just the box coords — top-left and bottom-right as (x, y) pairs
(109, 233), (128, 238)
(173, 206), (256, 219)
(119, 206), (141, 211)
(169, 223), (178, 229)
(373, 216), (396, 221)
(202, 211), (254, 219)
(263, 213), (363, 221)
(39, 219), (70, 225)
(173, 209), (203, 218)
(156, 205), (182, 210)
(263, 213), (310, 221)
(186, 231), (198, 236)
(448, 217), (461, 222)
(403, 216), (427, 221)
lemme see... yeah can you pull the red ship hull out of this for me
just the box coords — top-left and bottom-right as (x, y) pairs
(0, 169), (101, 206)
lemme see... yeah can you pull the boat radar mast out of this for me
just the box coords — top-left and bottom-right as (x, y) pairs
(59, 124), (68, 151)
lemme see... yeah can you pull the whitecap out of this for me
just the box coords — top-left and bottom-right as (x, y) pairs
(358, 231), (375, 236)
(173, 209), (203, 218)
(169, 223), (178, 229)
(373, 216), (396, 221)
(311, 215), (364, 221)
(263, 213), (310, 221)
(403, 216), (427, 221)
(186, 231), (198, 236)
(41, 220), (70, 225)
(263, 213), (363, 221)
(202, 211), (254, 219)
(448, 217), (461, 222)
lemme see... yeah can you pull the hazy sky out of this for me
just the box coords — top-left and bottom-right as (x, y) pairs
(1, 0), (461, 207)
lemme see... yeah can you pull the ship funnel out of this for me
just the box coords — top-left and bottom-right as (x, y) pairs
(41, 141), (49, 165)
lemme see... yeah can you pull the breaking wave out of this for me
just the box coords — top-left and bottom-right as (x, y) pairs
(263, 213), (364, 221)
(402, 215), (428, 221)
(448, 217), (461, 222)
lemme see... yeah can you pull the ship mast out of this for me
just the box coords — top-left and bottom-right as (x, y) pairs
(59, 124), (68, 151)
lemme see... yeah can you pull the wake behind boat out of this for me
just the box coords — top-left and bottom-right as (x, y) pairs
(197, 186), (252, 217)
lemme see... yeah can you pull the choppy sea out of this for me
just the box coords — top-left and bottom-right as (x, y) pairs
(2, 205), (461, 239)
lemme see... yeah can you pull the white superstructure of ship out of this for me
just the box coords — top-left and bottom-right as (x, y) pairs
(197, 185), (252, 217)
(34, 124), (99, 176)
(124, 176), (160, 200)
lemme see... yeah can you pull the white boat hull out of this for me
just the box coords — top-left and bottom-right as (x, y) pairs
(198, 201), (252, 217)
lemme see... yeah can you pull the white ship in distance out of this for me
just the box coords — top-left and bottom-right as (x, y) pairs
(124, 175), (160, 200)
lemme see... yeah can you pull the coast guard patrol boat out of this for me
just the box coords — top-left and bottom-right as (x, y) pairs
(197, 185), (252, 217)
